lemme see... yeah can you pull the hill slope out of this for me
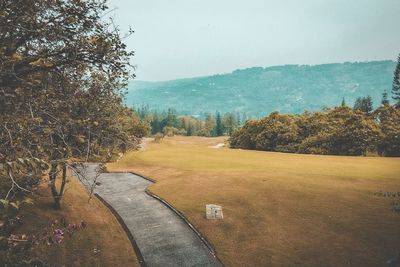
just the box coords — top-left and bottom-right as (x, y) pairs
(125, 61), (396, 117)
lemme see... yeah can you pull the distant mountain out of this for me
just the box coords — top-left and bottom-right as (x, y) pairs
(125, 61), (396, 117)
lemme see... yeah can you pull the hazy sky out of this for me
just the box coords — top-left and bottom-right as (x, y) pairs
(107, 0), (400, 81)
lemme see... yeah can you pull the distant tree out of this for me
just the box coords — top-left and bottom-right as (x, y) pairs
(242, 112), (248, 124)
(392, 53), (400, 105)
(138, 105), (151, 120)
(163, 109), (179, 128)
(236, 113), (242, 126)
(376, 105), (400, 156)
(187, 123), (194, 136)
(341, 97), (346, 107)
(353, 96), (373, 114)
(150, 112), (162, 134)
(178, 116), (199, 136)
(254, 112), (299, 153)
(229, 119), (261, 150)
(365, 96), (374, 113)
(353, 98), (361, 110)
(326, 107), (380, 156)
(222, 113), (237, 136)
(215, 112), (224, 136)
(204, 113), (216, 136)
(381, 90), (390, 106)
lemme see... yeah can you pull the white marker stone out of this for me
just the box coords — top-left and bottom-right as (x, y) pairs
(206, 204), (223, 219)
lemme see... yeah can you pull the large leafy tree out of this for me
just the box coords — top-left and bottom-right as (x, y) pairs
(320, 107), (380, 156)
(375, 105), (400, 156)
(0, 0), (147, 208)
(254, 112), (299, 152)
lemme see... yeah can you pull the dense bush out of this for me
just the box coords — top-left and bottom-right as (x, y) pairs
(230, 106), (399, 156)
(376, 105), (400, 156)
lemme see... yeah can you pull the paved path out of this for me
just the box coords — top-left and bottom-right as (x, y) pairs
(77, 164), (221, 267)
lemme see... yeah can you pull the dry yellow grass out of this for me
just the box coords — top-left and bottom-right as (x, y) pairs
(19, 176), (140, 267)
(108, 136), (400, 267)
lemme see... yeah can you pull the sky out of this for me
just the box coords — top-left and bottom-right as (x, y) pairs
(107, 0), (400, 81)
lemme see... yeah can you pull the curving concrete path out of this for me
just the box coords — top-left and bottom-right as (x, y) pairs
(76, 164), (222, 267)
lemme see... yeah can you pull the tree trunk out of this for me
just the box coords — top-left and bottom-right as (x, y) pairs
(49, 163), (67, 209)
(49, 163), (60, 209)
(59, 164), (67, 200)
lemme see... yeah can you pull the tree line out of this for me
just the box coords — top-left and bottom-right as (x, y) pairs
(230, 56), (400, 156)
(134, 106), (248, 137)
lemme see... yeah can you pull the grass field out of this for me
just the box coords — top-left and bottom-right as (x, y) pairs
(18, 176), (140, 267)
(108, 136), (400, 267)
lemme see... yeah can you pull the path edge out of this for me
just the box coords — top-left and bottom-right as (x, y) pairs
(120, 170), (224, 267)
(94, 193), (147, 267)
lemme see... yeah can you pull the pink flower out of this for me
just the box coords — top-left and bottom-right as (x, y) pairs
(53, 229), (64, 244)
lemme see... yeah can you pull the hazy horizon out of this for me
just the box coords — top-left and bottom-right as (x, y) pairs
(107, 0), (400, 81)
(130, 59), (396, 82)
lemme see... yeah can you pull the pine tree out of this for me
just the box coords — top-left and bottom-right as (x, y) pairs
(381, 90), (390, 106)
(215, 112), (224, 136)
(353, 96), (373, 114)
(236, 112), (241, 126)
(392, 53), (400, 105)
(353, 97), (362, 111)
(341, 97), (346, 107)
(365, 96), (373, 114)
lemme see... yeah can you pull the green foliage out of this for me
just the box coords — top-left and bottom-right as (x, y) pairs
(229, 120), (262, 150)
(381, 90), (390, 106)
(353, 96), (373, 114)
(341, 97), (346, 107)
(375, 105), (400, 156)
(215, 112), (224, 136)
(254, 112), (299, 152)
(0, 0), (144, 208)
(222, 113), (237, 136)
(230, 106), (387, 156)
(136, 106), (242, 137)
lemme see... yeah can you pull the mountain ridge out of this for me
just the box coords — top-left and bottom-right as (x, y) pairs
(125, 60), (396, 117)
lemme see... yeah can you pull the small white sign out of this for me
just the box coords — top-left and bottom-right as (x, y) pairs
(206, 204), (223, 219)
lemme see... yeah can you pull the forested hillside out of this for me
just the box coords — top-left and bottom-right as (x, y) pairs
(126, 61), (396, 117)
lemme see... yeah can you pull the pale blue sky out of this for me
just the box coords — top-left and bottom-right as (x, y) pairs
(107, 0), (400, 81)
